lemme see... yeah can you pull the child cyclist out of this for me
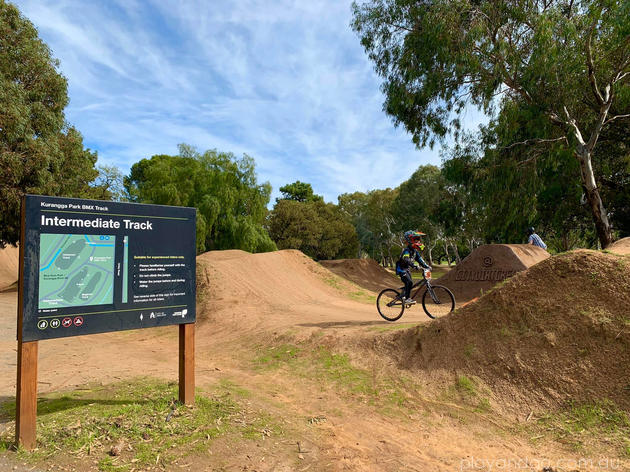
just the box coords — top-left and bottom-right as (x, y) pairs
(396, 230), (431, 304)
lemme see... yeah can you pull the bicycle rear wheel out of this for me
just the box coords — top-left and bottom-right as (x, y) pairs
(376, 288), (405, 322)
(422, 285), (455, 319)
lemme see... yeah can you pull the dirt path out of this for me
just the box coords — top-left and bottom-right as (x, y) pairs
(1, 249), (626, 471)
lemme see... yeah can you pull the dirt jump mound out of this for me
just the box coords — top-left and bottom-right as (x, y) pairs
(383, 250), (630, 412)
(0, 245), (19, 291)
(319, 258), (398, 293)
(195, 249), (375, 330)
(436, 244), (549, 302)
(608, 237), (630, 255)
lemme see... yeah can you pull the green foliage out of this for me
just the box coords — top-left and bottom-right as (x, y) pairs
(352, 0), (629, 146)
(391, 165), (442, 234)
(0, 379), (237, 468)
(338, 188), (399, 263)
(352, 0), (630, 247)
(440, 99), (618, 249)
(124, 144), (276, 254)
(0, 378), (288, 469)
(535, 400), (630, 455)
(456, 375), (476, 396)
(267, 186), (358, 260)
(278, 180), (323, 203)
(92, 164), (129, 202)
(0, 0), (99, 246)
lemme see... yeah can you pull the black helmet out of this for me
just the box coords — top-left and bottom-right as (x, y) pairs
(527, 227), (535, 235)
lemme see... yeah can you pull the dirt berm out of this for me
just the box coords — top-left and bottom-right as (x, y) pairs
(0, 245), (19, 291)
(194, 249), (384, 332)
(436, 244), (549, 302)
(319, 258), (398, 293)
(609, 236), (630, 255)
(376, 250), (630, 412)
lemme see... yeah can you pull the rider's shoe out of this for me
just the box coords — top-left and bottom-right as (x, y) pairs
(404, 298), (416, 305)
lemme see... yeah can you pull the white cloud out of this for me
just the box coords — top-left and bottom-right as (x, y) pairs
(14, 0), (488, 203)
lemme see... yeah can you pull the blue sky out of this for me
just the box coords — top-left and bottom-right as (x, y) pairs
(15, 0), (486, 202)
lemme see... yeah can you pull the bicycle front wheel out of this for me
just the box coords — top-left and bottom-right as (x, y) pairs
(377, 288), (405, 322)
(422, 285), (455, 319)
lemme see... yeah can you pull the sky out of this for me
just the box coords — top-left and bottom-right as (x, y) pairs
(15, 0), (487, 203)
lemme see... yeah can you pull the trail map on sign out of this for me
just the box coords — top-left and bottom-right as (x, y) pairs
(38, 234), (115, 309)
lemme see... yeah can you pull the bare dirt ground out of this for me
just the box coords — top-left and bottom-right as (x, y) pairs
(319, 258), (399, 293)
(609, 237), (630, 255)
(0, 244), (18, 291)
(1, 249), (628, 471)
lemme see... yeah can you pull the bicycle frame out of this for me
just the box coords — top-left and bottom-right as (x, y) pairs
(398, 275), (441, 304)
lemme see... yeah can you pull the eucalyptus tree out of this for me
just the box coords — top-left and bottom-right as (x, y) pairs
(352, 0), (630, 248)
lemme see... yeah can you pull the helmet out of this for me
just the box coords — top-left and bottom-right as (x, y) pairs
(527, 227), (535, 235)
(404, 230), (425, 250)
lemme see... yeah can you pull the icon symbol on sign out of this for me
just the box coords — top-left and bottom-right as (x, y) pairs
(62, 317), (72, 328)
(50, 319), (61, 329)
(37, 320), (48, 330)
(73, 316), (84, 327)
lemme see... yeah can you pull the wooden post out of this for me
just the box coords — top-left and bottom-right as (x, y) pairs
(178, 323), (195, 405)
(16, 196), (38, 450)
(16, 341), (38, 450)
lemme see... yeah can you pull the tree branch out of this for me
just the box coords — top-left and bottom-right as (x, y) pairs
(501, 136), (568, 150)
(604, 113), (630, 126)
(586, 15), (605, 106)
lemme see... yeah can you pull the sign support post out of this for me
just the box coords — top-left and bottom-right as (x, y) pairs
(178, 323), (195, 405)
(16, 196), (38, 450)
(16, 341), (38, 450)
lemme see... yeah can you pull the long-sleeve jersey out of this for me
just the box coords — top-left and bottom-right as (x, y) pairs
(395, 246), (430, 275)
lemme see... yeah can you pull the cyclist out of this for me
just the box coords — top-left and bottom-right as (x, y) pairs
(396, 230), (431, 305)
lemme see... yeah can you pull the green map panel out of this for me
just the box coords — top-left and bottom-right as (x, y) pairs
(39, 234), (115, 309)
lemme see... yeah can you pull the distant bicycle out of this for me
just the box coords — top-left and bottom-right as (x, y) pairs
(376, 269), (455, 321)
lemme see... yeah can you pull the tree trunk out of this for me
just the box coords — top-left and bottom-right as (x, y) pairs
(576, 146), (613, 248)
(443, 241), (451, 266)
(451, 242), (462, 264)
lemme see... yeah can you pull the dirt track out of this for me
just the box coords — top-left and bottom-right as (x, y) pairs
(1, 248), (628, 471)
(0, 245), (18, 291)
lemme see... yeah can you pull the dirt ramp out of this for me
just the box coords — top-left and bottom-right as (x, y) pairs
(0, 245), (19, 291)
(385, 250), (630, 411)
(436, 244), (549, 301)
(319, 258), (398, 293)
(608, 237), (630, 255)
(196, 249), (366, 328)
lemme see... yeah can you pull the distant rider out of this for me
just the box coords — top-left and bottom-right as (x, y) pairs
(527, 227), (547, 250)
(396, 230), (431, 305)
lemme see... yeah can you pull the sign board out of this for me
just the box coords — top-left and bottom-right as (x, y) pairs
(20, 195), (196, 341)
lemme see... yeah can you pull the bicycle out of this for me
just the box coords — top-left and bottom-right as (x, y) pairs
(376, 269), (455, 321)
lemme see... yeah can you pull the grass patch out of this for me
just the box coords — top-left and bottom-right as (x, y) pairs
(439, 375), (493, 414)
(463, 344), (478, 358)
(349, 290), (376, 304)
(534, 400), (630, 455)
(314, 347), (377, 396)
(0, 378), (284, 470)
(253, 344), (302, 370)
(499, 326), (513, 337)
(368, 323), (416, 333)
(456, 375), (476, 396)
(323, 276), (342, 290)
(253, 343), (415, 414)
